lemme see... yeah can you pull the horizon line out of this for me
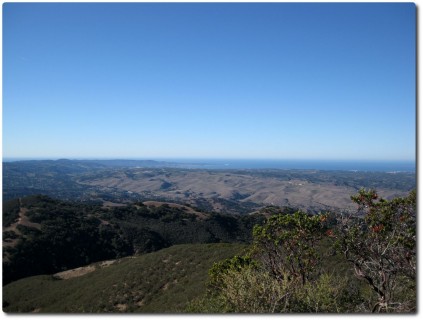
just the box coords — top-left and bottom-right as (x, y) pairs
(2, 157), (416, 163)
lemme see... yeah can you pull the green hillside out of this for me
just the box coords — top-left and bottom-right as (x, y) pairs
(3, 191), (416, 313)
(3, 195), (265, 284)
(3, 243), (247, 313)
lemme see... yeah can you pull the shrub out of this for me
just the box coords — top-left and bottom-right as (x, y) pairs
(252, 211), (327, 285)
(335, 189), (416, 312)
(293, 273), (363, 313)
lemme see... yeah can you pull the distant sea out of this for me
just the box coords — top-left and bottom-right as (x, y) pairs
(164, 159), (416, 172)
(3, 158), (416, 172)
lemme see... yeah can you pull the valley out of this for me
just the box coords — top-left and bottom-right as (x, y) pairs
(3, 159), (416, 214)
(2, 160), (416, 313)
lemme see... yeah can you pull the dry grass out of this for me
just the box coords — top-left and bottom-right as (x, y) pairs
(54, 265), (96, 280)
(79, 170), (407, 213)
(143, 201), (207, 219)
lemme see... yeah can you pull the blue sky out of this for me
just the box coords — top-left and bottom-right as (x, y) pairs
(2, 2), (416, 160)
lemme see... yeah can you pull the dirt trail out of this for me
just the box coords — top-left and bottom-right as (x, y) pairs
(53, 259), (118, 280)
(54, 265), (96, 280)
(3, 199), (41, 247)
(16, 207), (42, 230)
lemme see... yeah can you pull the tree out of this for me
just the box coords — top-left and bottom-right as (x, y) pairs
(193, 191), (416, 313)
(197, 210), (357, 313)
(335, 189), (416, 312)
(252, 211), (326, 285)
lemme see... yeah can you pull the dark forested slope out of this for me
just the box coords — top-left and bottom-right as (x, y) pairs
(3, 195), (266, 285)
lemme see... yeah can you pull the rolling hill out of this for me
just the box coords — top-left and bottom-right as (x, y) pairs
(3, 243), (247, 313)
(3, 195), (266, 285)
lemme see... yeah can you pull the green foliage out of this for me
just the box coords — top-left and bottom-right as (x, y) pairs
(197, 191), (416, 313)
(336, 189), (416, 312)
(208, 267), (292, 313)
(252, 211), (326, 284)
(208, 255), (257, 290)
(195, 267), (363, 313)
(3, 243), (246, 313)
(293, 273), (364, 313)
(2, 198), (20, 227)
(185, 295), (230, 313)
(193, 210), (350, 313)
(3, 189), (416, 313)
(3, 195), (266, 285)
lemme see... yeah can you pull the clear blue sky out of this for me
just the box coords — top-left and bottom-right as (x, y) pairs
(2, 2), (416, 161)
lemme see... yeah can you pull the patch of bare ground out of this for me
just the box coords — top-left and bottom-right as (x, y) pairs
(102, 201), (127, 208)
(53, 257), (121, 280)
(143, 201), (208, 219)
(99, 219), (111, 226)
(17, 208), (42, 230)
(100, 260), (116, 267)
(3, 205), (41, 234)
(54, 265), (96, 280)
(161, 282), (170, 291)
(3, 199), (41, 248)
(115, 303), (128, 311)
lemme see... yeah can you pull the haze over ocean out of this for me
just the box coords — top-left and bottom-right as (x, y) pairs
(2, 157), (415, 173)
(160, 159), (416, 172)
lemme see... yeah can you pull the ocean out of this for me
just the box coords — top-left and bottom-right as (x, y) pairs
(3, 157), (416, 172)
(164, 159), (416, 172)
